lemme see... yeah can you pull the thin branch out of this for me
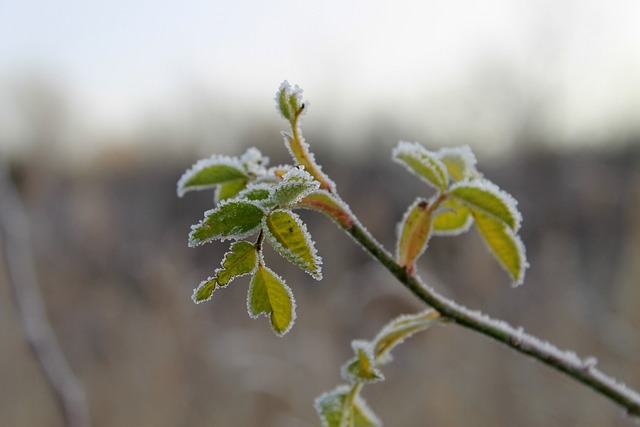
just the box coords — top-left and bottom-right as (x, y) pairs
(0, 161), (91, 427)
(341, 204), (640, 419)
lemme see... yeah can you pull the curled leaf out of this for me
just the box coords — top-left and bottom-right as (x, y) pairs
(393, 141), (449, 191)
(372, 309), (440, 364)
(435, 145), (478, 182)
(315, 385), (381, 427)
(341, 340), (384, 384)
(432, 198), (474, 236)
(396, 197), (433, 269)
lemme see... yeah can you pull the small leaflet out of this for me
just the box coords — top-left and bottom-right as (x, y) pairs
(314, 385), (381, 427)
(264, 209), (322, 280)
(215, 179), (248, 203)
(235, 183), (275, 206)
(189, 200), (265, 246)
(432, 198), (474, 236)
(216, 241), (259, 286)
(177, 156), (247, 197)
(472, 209), (528, 286)
(192, 276), (218, 303)
(275, 80), (304, 124)
(341, 340), (384, 384)
(449, 179), (521, 231)
(396, 197), (433, 269)
(392, 141), (449, 191)
(435, 145), (478, 182)
(247, 265), (296, 336)
(295, 190), (354, 229)
(372, 309), (440, 364)
(271, 167), (321, 207)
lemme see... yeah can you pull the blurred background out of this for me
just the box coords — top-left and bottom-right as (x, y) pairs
(1, 0), (640, 425)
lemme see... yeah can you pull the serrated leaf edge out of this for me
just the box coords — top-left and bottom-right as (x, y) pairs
(188, 199), (266, 247)
(246, 265), (297, 336)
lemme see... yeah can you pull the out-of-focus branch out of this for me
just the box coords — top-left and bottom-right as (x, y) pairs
(0, 160), (90, 427)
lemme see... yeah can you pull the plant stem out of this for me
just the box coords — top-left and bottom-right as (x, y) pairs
(343, 209), (640, 418)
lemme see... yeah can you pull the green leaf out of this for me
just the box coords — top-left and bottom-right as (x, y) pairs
(189, 201), (265, 246)
(392, 141), (449, 191)
(296, 190), (354, 229)
(216, 241), (259, 286)
(315, 386), (381, 427)
(341, 341), (384, 384)
(432, 198), (474, 236)
(372, 309), (440, 364)
(215, 179), (247, 203)
(247, 265), (296, 336)
(271, 167), (320, 207)
(472, 209), (528, 286)
(435, 145), (478, 182)
(264, 210), (322, 280)
(449, 180), (521, 231)
(236, 184), (274, 204)
(177, 157), (247, 197)
(192, 276), (217, 303)
(396, 197), (433, 269)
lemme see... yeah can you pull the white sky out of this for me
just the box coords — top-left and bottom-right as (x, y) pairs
(1, 0), (640, 155)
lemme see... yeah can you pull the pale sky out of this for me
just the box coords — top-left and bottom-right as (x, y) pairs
(1, 0), (640, 156)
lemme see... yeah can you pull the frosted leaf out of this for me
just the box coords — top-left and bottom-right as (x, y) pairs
(392, 141), (449, 191)
(396, 197), (433, 269)
(188, 200), (265, 246)
(215, 179), (247, 203)
(275, 80), (305, 123)
(449, 179), (522, 231)
(264, 209), (322, 280)
(372, 309), (440, 364)
(471, 209), (528, 286)
(240, 147), (269, 177)
(435, 145), (479, 182)
(432, 198), (474, 236)
(247, 265), (296, 336)
(177, 155), (247, 197)
(314, 385), (381, 427)
(215, 241), (259, 286)
(341, 340), (384, 384)
(192, 276), (217, 303)
(235, 183), (275, 206)
(295, 189), (355, 229)
(271, 167), (321, 207)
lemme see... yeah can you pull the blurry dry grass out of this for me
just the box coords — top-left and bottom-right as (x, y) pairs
(1, 139), (640, 426)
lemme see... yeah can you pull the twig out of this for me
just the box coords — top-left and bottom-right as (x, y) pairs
(0, 160), (90, 427)
(343, 214), (640, 418)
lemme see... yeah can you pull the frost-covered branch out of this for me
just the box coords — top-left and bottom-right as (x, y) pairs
(342, 212), (640, 419)
(0, 162), (90, 427)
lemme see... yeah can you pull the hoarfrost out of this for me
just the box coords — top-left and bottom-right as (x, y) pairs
(435, 145), (479, 181)
(246, 265), (297, 337)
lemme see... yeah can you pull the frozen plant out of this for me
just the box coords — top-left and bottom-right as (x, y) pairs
(177, 81), (640, 426)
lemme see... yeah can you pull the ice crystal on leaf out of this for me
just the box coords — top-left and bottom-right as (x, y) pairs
(392, 141), (449, 191)
(449, 179), (521, 231)
(188, 200), (265, 246)
(435, 145), (479, 182)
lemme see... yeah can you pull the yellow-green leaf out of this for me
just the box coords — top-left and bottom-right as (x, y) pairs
(314, 385), (381, 427)
(432, 198), (473, 236)
(396, 198), (433, 269)
(247, 265), (296, 336)
(472, 210), (528, 286)
(435, 145), (478, 182)
(341, 341), (384, 384)
(265, 210), (322, 280)
(215, 179), (247, 203)
(392, 141), (449, 190)
(216, 241), (258, 286)
(450, 180), (521, 231)
(192, 277), (217, 304)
